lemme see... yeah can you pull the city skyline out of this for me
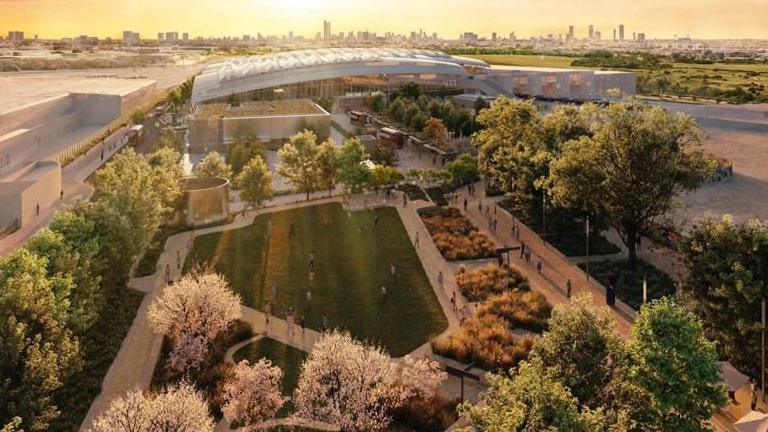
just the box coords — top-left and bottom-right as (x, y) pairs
(2, 0), (767, 40)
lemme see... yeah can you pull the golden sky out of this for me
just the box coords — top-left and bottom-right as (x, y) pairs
(2, 0), (766, 40)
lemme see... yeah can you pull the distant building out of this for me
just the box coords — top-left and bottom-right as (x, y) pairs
(157, 32), (164, 41)
(568, 25), (574, 40)
(73, 35), (98, 50)
(323, 20), (331, 40)
(492, 32), (497, 41)
(588, 24), (594, 39)
(122, 30), (140, 46)
(7, 31), (24, 44)
(613, 29), (617, 40)
(637, 33), (646, 41)
(594, 30), (601, 40)
(619, 24), (625, 40)
(165, 31), (179, 42)
(182, 32), (189, 41)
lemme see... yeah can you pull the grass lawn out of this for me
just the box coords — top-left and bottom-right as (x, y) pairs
(579, 259), (676, 310)
(467, 54), (583, 69)
(51, 289), (145, 431)
(187, 203), (447, 356)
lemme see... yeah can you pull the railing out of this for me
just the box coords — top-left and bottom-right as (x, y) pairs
(53, 92), (168, 167)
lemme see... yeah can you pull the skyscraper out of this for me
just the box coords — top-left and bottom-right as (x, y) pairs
(588, 25), (594, 39)
(613, 29), (616, 40)
(568, 25), (574, 40)
(323, 20), (331, 40)
(619, 24), (625, 40)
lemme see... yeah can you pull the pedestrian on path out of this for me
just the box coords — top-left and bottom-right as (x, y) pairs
(751, 379), (758, 410)
(437, 271), (443, 290)
(520, 241), (526, 259)
(322, 314), (329, 332)
(566, 279), (572, 299)
(451, 291), (457, 311)
(524, 248), (531, 264)
(265, 302), (271, 325)
(309, 250), (315, 269)
(403, 193), (407, 207)
(306, 289), (312, 303)
(415, 231), (420, 249)
(536, 255), (543, 274)
(390, 263), (396, 281)
(300, 315), (306, 335)
(463, 198), (468, 211)
(176, 250), (181, 269)
(309, 270), (315, 286)
(374, 215), (379, 225)
(478, 200), (483, 213)
(381, 285), (387, 299)
(287, 306), (295, 337)
(165, 264), (171, 284)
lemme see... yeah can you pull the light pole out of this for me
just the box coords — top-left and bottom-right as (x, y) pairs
(763, 297), (766, 402)
(585, 216), (591, 281)
(542, 192), (547, 244)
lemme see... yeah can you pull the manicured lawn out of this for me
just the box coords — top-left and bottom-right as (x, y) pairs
(467, 53), (583, 69)
(187, 203), (447, 356)
(579, 259), (676, 310)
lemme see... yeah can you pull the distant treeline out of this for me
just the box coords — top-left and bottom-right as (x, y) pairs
(0, 54), (170, 72)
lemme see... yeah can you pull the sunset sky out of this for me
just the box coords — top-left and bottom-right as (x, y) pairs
(2, 0), (766, 40)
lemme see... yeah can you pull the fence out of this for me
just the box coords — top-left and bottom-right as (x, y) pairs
(53, 92), (168, 167)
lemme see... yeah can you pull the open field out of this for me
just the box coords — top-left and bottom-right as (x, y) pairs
(187, 203), (448, 356)
(468, 54), (768, 103)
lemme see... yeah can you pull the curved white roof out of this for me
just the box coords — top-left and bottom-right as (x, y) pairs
(192, 48), (489, 104)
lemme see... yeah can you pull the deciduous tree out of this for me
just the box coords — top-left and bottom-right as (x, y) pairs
(337, 137), (370, 193)
(221, 359), (286, 427)
(235, 156), (274, 208)
(294, 330), (405, 431)
(424, 117), (448, 148)
(194, 151), (233, 180)
(316, 139), (340, 197)
(277, 130), (321, 200)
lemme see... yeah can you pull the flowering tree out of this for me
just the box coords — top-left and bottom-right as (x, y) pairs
(221, 359), (286, 426)
(293, 331), (405, 431)
(91, 381), (214, 432)
(148, 271), (241, 370)
(167, 333), (208, 372)
(399, 355), (447, 401)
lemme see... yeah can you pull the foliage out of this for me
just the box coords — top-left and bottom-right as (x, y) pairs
(370, 164), (404, 187)
(336, 137), (371, 193)
(236, 156), (274, 208)
(477, 290), (552, 333)
(91, 381), (215, 432)
(194, 151), (233, 180)
(156, 129), (184, 153)
(629, 298), (727, 431)
(419, 207), (496, 260)
(293, 330), (406, 432)
(390, 395), (459, 432)
(432, 313), (533, 371)
(460, 360), (599, 432)
(678, 217), (768, 379)
(146, 146), (184, 212)
(277, 130), (322, 200)
(221, 359), (286, 427)
(399, 356), (447, 401)
(0, 250), (81, 432)
(424, 117), (449, 148)
(229, 135), (264, 175)
(445, 153), (480, 186)
(396, 183), (428, 201)
(549, 99), (712, 263)
(364, 93), (386, 113)
(455, 264), (529, 302)
(316, 140), (340, 196)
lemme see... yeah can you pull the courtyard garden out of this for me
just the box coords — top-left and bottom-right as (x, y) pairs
(419, 207), (497, 261)
(186, 202), (447, 356)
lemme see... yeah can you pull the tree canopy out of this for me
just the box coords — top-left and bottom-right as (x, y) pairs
(277, 130), (322, 200)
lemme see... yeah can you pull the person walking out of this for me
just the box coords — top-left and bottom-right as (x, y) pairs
(165, 264), (171, 284)
(463, 197), (468, 211)
(374, 215), (379, 225)
(287, 306), (294, 337)
(176, 250), (181, 269)
(437, 271), (444, 290)
(536, 255), (543, 274)
(750, 378), (758, 410)
(265, 302), (271, 326)
(525, 248), (531, 264)
(321, 314), (329, 332)
(309, 250), (315, 269)
(403, 193), (407, 207)
(520, 241), (526, 260)
(300, 315), (306, 335)
(381, 285), (387, 299)
(566, 279), (572, 299)
(390, 263), (396, 281)
(306, 289), (312, 303)
(415, 231), (420, 249)
(450, 291), (457, 311)
(478, 201), (483, 213)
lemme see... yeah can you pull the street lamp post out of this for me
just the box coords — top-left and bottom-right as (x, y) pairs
(585, 216), (591, 281)
(763, 298), (766, 402)
(542, 193), (547, 244)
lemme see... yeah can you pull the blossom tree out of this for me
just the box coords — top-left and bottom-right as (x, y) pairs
(221, 359), (286, 427)
(167, 333), (209, 372)
(148, 271), (241, 370)
(91, 381), (214, 432)
(399, 355), (447, 401)
(293, 330), (406, 431)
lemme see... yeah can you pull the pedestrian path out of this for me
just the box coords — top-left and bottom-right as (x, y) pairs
(458, 182), (635, 337)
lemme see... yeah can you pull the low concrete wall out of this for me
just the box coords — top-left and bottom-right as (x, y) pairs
(222, 113), (331, 143)
(181, 177), (230, 226)
(0, 160), (62, 229)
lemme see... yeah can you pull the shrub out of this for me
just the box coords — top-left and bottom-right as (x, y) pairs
(432, 314), (533, 371)
(476, 290), (551, 333)
(455, 264), (528, 301)
(420, 207), (496, 260)
(391, 395), (459, 431)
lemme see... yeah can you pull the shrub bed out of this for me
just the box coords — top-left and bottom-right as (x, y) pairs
(425, 186), (450, 206)
(498, 198), (621, 257)
(391, 395), (460, 432)
(578, 259), (676, 310)
(432, 313), (534, 372)
(420, 207), (496, 261)
(397, 183), (428, 201)
(476, 290), (551, 333)
(456, 264), (528, 302)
